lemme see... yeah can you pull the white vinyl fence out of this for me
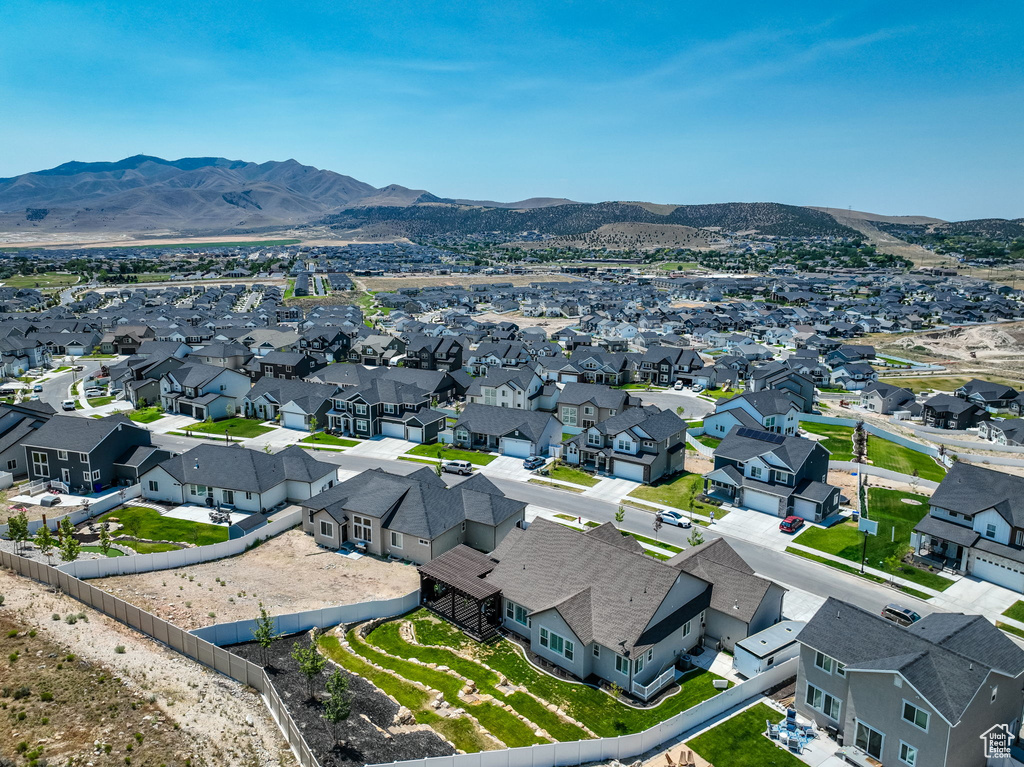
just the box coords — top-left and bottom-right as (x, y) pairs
(365, 657), (798, 767)
(0, 484), (142, 538)
(828, 461), (940, 490)
(58, 508), (302, 579)
(799, 413), (940, 456)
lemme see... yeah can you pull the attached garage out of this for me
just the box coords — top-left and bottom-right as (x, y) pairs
(971, 554), (1024, 592)
(382, 421), (406, 439)
(501, 438), (533, 458)
(281, 411), (308, 431)
(792, 497), (820, 522)
(406, 426), (423, 444)
(743, 489), (781, 516)
(612, 460), (645, 483)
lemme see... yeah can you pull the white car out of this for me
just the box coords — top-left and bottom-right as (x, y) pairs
(660, 510), (692, 529)
(674, 380), (684, 390)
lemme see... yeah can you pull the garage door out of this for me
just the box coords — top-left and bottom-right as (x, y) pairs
(972, 555), (1024, 592)
(281, 411), (307, 431)
(612, 460), (645, 483)
(501, 438), (533, 458)
(382, 421), (406, 439)
(406, 427), (423, 444)
(743, 489), (780, 516)
(792, 497), (820, 522)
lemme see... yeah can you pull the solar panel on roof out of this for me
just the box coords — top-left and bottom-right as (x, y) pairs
(735, 427), (786, 444)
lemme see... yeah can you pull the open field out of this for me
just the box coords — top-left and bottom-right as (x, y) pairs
(468, 310), (580, 333)
(359, 274), (584, 291)
(1, 272), (79, 288)
(94, 528), (419, 630)
(0, 570), (292, 766)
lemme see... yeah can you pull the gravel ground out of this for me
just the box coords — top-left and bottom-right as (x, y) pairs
(94, 529), (420, 630)
(232, 635), (454, 767)
(0, 567), (294, 766)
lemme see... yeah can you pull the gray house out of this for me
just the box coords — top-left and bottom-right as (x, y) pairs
(859, 381), (917, 415)
(452, 404), (561, 458)
(0, 401), (55, 478)
(554, 382), (638, 428)
(797, 597), (1024, 767)
(301, 467), (525, 564)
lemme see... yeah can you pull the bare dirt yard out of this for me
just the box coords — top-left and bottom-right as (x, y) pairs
(359, 273), (583, 291)
(95, 529), (419, 630)
(0, 569), (293, 767)
(470, 310), (580, 334)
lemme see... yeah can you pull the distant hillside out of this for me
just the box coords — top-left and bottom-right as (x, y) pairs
(513, 222), (714, 251)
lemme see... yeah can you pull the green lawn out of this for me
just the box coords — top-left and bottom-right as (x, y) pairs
(546, 465), (599, 487)
(867, 437), (946, 481)
(300, 432), (358, 448)
(878, 376), (1018, 394)
(628, 472), (725, 518)
(129, 407), (165, 423)
(702, 388), (738, 400)
(688, 703), (804, 767)
(119, 540), (182, 554)
(80, 353), (117, 359)
(1002, 601), (1024, 622)
(283, 279), (295, 300)
(1, 272), (79, 289)
(390, 610), (728, 737)
(658, 261), (702, 271)
(98, 506), (229, 547)
(793, 488), (954, 591)
(86, 395), (115, 408)
(997, 622), (1024, 640)
(696, 435), (722, 449)
(406, 443), (497, 465)
(561, 432), (575, 442)
(612, 383), (667, 390)
(185, 417), (273, 439)
(80, 545), (125, 558)
(799, 421), (854, 461)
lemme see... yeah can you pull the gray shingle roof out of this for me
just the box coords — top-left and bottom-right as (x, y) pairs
(454, 403), (557, 442)
(23, 414), (146, 453)
(715, 426), (823, 470)
(154, 444), (335, 493)
(668, 538), (780, 624)
(929, 462), (1024, 528)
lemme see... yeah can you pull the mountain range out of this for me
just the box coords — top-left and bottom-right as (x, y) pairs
(0, 155), (1016, 244)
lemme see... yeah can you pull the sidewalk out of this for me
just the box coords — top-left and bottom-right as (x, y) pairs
(581, 476), (642, 502)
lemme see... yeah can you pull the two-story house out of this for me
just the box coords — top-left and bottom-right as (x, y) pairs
(797, 597), (1024, 767)
(703, 390), (802, 438)
(745, 364), (816, 413)
(186, 342), (254, 371)
(634, 345), (706, 387)
(912, 462), (1024, 590)
(978, 418), (1024, 446)
(921, 393), (990, 430)
(562, 348), (632, 385)
(403, 334), (464, 372)
(293, 327), (351, 362)
(247, 351), (324, 382)
(859, 381), (918, 416)
(703, 426), (840, 522)
(465, 368), (555, 411)
(348, 334), (406, 367)
(301, 467), (525, 564)
(0, 401), (55, 478)
(955, 379), (1020, 412)
(828, 362), (878, 392)
(554, 382), (638, 429)
(328, 377), (447, 443)
(159, 363), (252, 420)
(562, 405), (687, 484)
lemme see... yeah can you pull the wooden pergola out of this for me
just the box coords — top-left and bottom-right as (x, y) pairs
(418, 545), (503, 642)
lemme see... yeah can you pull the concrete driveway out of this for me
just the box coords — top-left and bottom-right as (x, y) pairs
(346, 437), (415, 459)
(634, 389), (715, 420)
(480, 455), (535, 482)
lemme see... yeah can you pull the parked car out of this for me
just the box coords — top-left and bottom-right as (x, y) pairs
(660, 510), (692, 528)
(692, 384), (704, 393)
(674, 380), (684, 390)
(61, 399), (76, 411)
(523, 455), (546, 470)
(440, 459), (473, 476)
(779, 516), (805, 534)
(85, 388), (104, 397)
(29, 394), (39, 401)
(32, 384), (43, 392)
(881, 603), (921, 627)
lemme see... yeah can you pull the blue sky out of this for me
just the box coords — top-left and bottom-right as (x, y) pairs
(2, 1), (1022, 220)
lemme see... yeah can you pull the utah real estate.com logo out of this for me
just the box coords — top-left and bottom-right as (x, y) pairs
(981, 723), (1015, 759)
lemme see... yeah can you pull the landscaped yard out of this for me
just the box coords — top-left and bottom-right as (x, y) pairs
(1, 271), (79, 289)
(320, 609), (729, 749)
(1002, 601), (1024, 622)
(128, 406), (165, 423)
(86, 395), (115, 408)
(300, 432), (359, 448)
(793, 488), (954, 591)
(81, 544), (125, 557)
(867, 437), (946, 482)
(878, 375), (1018, 394)
(628, 472), (726, 518)
(406, 443), (497, 465)
(98, 505), (229, 547)
(546, 465), (599, 487)
(688, 702), (804, 767)
(696, 434), (722, 449)
(185, 417), (273, 439)
(799, 421), (854, 461)
(702, 388), (738, 400)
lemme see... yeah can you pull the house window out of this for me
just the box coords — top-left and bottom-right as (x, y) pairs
(79, 452), (88, 462)
(593, 645), (600, 658)
(836, 662), (846, 677)
(505, 601), (528, 626)
(898, 742), (918, 766)
(634, 654), (644, 673)
(588, 432), (602, 446)
(390, 531), (403, 549)
(855, 721), (884, 760)
(992, 686), (998, 703)
(805, 684), (842, 721)
(539, 628), (573, 660)
(356, 419), (368, 432)
(562, 408), (577, 426)
(902, 701), (929, 732)
(986, 523), (997, 539)
(616, 438), (630, 451)
(245, 492), (252, 500)
(148, 480), (159, 492)
(751, 466), (763, 479)
(384, 403), (396, 414)
(355, 404), (367, 415)
(30, 451), (48, 477)
(6, 459), (15, 470)
(682, 620), (691, 638)
(419, 538), (429, 546)
(320, 520), (334, 539)
(614, 654), (629, 675)
(57, 450), (68, 460)
(83, 471), (91, 482)
(583, 406), (594, 416)
(814, 651), (835, 674)
(352, 514), (372, 542)
(1016, 531), (1023, 546)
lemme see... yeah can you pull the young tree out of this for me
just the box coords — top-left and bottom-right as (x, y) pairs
(615, 505), (625, 523)
(687, 528), (705, 547)
(98, 524), (112, 557)
(676, 405), (685, 417)
(7, 510), (29, 556)
(322, 668), (351, 747)
(122, 514), (143, 541)
(309, 415), (318, 434)
(291, 629), (326, 701)
(34, 524), (56, 564)
(434, 460), (443, 478)
(252, 601), (279, 668)
(59, 525), (81, 563)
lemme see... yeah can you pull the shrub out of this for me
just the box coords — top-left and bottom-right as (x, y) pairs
(207, 612), (216, 619)
(9, 652), (19, 663)
(51, 614), (60, 621)
(5, 630), (17, 638)
(114, 645), (125, 654)
(27, 630), (36, 638)
(12, 686), (30, 699)
(0, 595), (4, 605)
(39, 692), (53, 702)
(64, 615), (77, 625)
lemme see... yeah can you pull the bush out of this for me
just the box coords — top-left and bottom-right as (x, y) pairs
(114, 645), (125, 654)
(64, 615), (77, 625)
(28, 630), (36, 638)
(12, 686), (30, 700)
(51, 614), (60, 621)
(0, 594), (4, 605)
(9, 652), (19, 663)
(39, 692), (53, 702)
(6, 629), (17, 638)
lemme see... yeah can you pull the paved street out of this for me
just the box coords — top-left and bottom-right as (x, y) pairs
(634, 389), (714, 420)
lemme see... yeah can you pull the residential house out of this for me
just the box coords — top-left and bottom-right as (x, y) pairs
(0, 401), (55, 478)
(562, 405), (687, 484)
(921, 394), (990, 430)
(555, 382), (638, 429)
(978, 418), (1024, 446)
(746, 364), (816, 413)
(187, 342), (254, 371)
(328, 377), (447, 443)
(403, 335), (464, 372)
(955, 379), (1020, 412)
(23, 414), (163, 492)
(634, 345), (706, 387)
(141, 444), (337, 513)
(243, 377), (338, 427)
(348, 334), (405, 366)
(703, 390), (802, 438)
(703, 427), (840, 522)
(466, 368), (553, 411)
(301, 467), (525, 563)
(796, 597), (1024, 767)
(452, 404), (561, 458)
(859, 381), (918, 416)
(248, 351), (324, 381)
(829, 362), (878, 392)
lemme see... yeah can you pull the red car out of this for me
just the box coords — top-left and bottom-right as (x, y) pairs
(779, 516), (805, 534)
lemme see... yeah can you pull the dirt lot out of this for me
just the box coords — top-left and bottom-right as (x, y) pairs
(358, 273), (583, 291)
(95, 529), (419, 630)
(470, 310), (580, 334)
(0, 570), (293, 766)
